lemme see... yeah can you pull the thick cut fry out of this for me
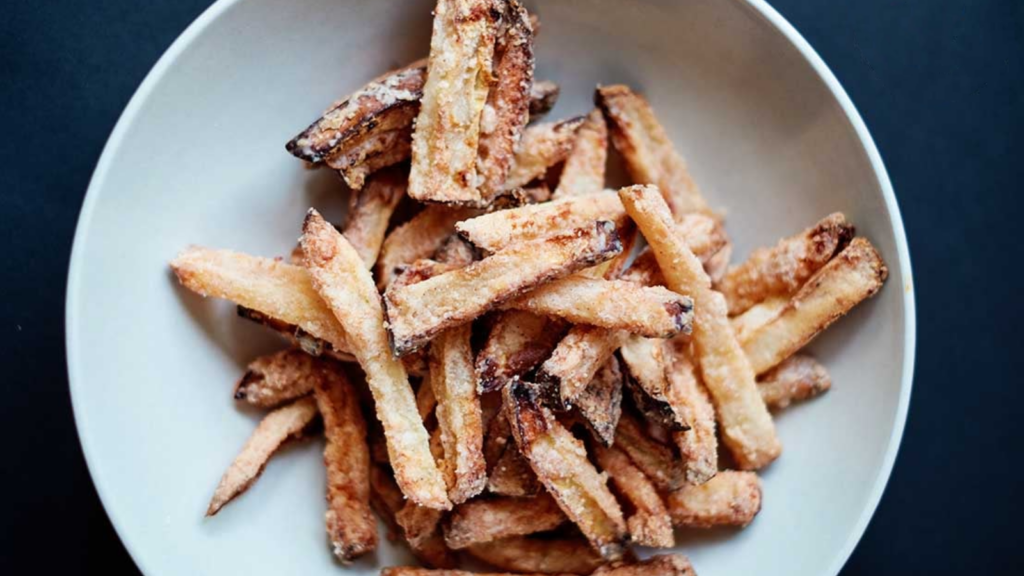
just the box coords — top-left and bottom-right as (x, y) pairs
(575, 356), (624, 447)
(758, 354), (832, 409)
(343, 166), (407, 268)
(476, 0), (535, 199)
(234, 349), (318, 408)
(377, 205), (478, 289)
(370, 464), (405, 542)
(666, 470), (762, 528)
(730, 296), (788, 343)
(619, 185), (780, 469)
(741, 237), (888, 375)
(614, 412), (684, 492)
(170, 247), (351, 355)
(476, 311), (567, 393)
(592, 555), (696, 576)
(538, 325), (626, 409)
(720, 212), (855, 314)
(456, 191), (626, 253)
(429, 324), (487, 503)
(396, 502), (458, 569)
(313, 364), (377, 561)
(665, 339), (718, 485)
(528, 80), (560, 118)
(444, 494), (566, 549)
(385, 221), (623, 355)
(508, 278), (693, 339)
(618, 336), (683, 431)
(206, 396), (318, 516)
(409, 0), (498, 204)
(553, 109), (608, 198)
(467, 536), (605, 574)
(504, 116), (586, 189)
(504, 382), (627, 559)
(302, 209), (450, 509)
(593, 444), (673, 548)
(487, 442), (540, 496)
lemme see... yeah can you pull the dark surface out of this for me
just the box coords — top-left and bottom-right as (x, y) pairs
(1, 0), (1021, 574)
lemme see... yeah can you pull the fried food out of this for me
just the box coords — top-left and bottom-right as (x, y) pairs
(666, 470), (762, 528)
(370, 463), (405, 542)
(618, 336), (684, 431)
(528, 80), (560, 118)
(432, 234), (478, 267)
(467, 536), (605, 574)
(537, 325), (627, 409)
(591, 554), (696, 576)
(234, 349), (318, 408)
(614, 412), (684, 492)
(574, 356), (624, 447)
(476, 310), (567, 393)
(342, 165), (408, 267)
(486, 441), (540, 496)
(758, 354), (832, 410)
(729, 295), (788, 343)
(444, 494), (567, 549)
(382, 569), (553, 576)
(553, 108), (608, 198)
(504, 116), (586, 189)
(397, 502), (459, 569)
(377, 205), (479, 289)
(417, 377), (438, 420)
(665, 339), (718, 485)
(593, 443), (674, 548)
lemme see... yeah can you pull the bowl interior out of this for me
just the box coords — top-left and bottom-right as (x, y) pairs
(67, 1), (912, 575)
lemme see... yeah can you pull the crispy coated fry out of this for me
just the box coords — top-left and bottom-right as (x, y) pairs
(381, 569), (555, 576)
(370, 464), (405, 542)
(487, 442), (540, 496)
(396, 502), (458, 569)
(476, 310), (567, 393)
(666, 470), (762, 528)
(483, 411), (514, 472)
(312, 363), (377, 561)
(206, 396), (318, 516)
(433, 235), (478, 267)
(504, 381), (627, 559)
(704, 240), (732, 284)
(504, 116), (586, 190)
(553, 109), (608, 198)
(234, 349), (318, 408)
(614, 412), (684, 492)
(593, 443), (673, 548)
(377, 205), (478, 289)
(742, 237), (888, 375)
(720, 213), (855, 314)
(328, 126), (415, 189)
(467, 536), (605, 574)
(618, 336), (683, 431)
(302, 209), (450, 509)
(444, 494), (566, 549)
(619, 185), (780, 469)
(758, 354), (832, 410)
(592, 554), (696, 576)
(665, 339), (718, 485)
(528, 80), (560, 118)
(385, 221), (623, 355)
(730, 296), (788, 343)
(538, 325), (626, 409)
(417, 377), (438, 421)
(408, 0), (498, 204)
(575, 356), (624, 447)
(343, 166), (407, 267)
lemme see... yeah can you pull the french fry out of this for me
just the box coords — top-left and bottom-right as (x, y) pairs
(704, 240), (732, 284)
(665, 339), (718, 485)
(507, 278), (693, 339)
(342, 166), (408, 268)
(234, 349), (318, 408)
(504, 116), (586, 190)
(666, 470), (762, 528)
(476, 310), (567, 393)
(396, 502), (458, 569)
(741, 237), (888, 375)
(467, 536), (605, 574)
(553, 109), (608, 198)
(614, 412), (684, 492)
(385, 221), (623, 355)
(592, 554), (696, 576)
(537, 325), (626, 409)
(487, 442), (540, 496)
(593, 443), (674, 548)
(598, 85), (711, 218)
(206, 396), (318, 516)
(758, 354), (832, 410)
(528, 80), (560, 118)
(302, 209), (450, 509)
(444, 494), (567, 549)
(729, 296), (788, 343)
(618, 336), (684, 431)
(417, 377), (438, 421)
(483, 411), (513, 471)
(382, 569), (550, 576)
(619, 184), (780, 470)
(327, 126), (415, 190)
(574, 356), (624, 447)
(370, 463), (405, 542)
(719, 213), (855, 315)
(432, 235), (478, 267)
(170, 247), (351, 356)
(504, 381), (627, 559)
(676, 213), (730, 264)
(408, 0), (499, 205)
(312, 362), (377, 561)
(456, 191), (626, 253)
(377, 205), (479, 289)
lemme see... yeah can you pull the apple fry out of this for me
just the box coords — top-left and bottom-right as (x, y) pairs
(537, 325), (627, 409)
(504, 116), (586, 190)
(467, 536), (605, 575)
(665, 339), (718, 485)
(758, 354), (832, 410)
(553, 109), (608, 198)
(377, 205), (479, 289)
(618, 336), (683, 431)
(343, 166), (407, 268)
(593, 443), (674, 548)
(592, 555), (696, 576)
(444, 494), (567, 549)
(234, 349), (318, 408)
(666, 470), (762, 528)
(476, 310), (567, 393)
(574, 356), (624, 447)
(614, 412), (684, 492)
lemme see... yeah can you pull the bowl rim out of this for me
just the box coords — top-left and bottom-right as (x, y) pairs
(65, 1), (916, 574)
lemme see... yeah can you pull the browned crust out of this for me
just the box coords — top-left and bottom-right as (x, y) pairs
(342, 165), (408, 267)
(234, 348), (319, 408)
(476, 310), (567, 393)
(504, 116), (586, 190)
(593, 443), (674, 548)
(236, 307), (353, 362)
(537, 325), (626, 410)
(618, 336), (684, 431)
(486, 440), (540, 496)
(369, 463), (405, 542)
(432, 234), (478, 267)
(758, 354), (832, 410)
(444, 494), (566, 549)
(528, 80), (560, 118)
(591, 554), (696, 576)
(666, 338), (718, 485)
(376, 205), (479, 289)
(381, 569), (558, 576)
(396, 502), (458, 569)
(553, 108), (609, 198)
(614, 412), (684, 492)
(574, 356), (624, 447)
(666, 470), (762, 528)
(467, 536), (606, 574)
(390, 259), (464, 292)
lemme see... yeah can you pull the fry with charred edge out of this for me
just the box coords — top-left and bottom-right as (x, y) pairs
(593, 443), (674, 548)
(553, 109), (608, 198)
(666, 339), (718, 485)
(666, 470), (762, 528)
(758, 354), (832, 410)
(598, 85), (711, 217)
(432, 235), (477, 267)
(528, 80), (560, 118)
(486, 441), (540, 496)
(234, 349), (318, 408)
(302, 209), (450, 509)
(467, 536), (606, 574)
(508, 278), (693, 339)
(476, 310), (567, 393)
(575, 356), (624, 447)
(444, 494), (566, 549)
(483, 411), (513, 471)
(377, 205), (478, 289)
(730, 296), (788, 343)
(742, 237), (888, 375)
(537, 325), (626, 409)
(592, 554), (697, 576)
(396, 502), (458, 569)
(206, 396), (318, 516)
(429, 324), (488, 503)
(343, 166), (407, 267)
(327, 126), (414, 189)
(619, 184), (781, 469)
(476, 0), (534, 200)
(504, 116), (586, 190)
(385, 221), (622, 355)
(720, 212), (855, 314)
(614, 411), (684, 492)
(456, 190), (626, 253)
(618, 336), (683, 431)
(370, 464), (404, 542)
(504, 381), (627, 559)
(312, 362), (377, 561)
(170, 247), (351, 355)
(408, 0), (498, 204)
(578, 222), (637, 281)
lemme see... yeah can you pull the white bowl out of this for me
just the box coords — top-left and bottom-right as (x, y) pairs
(66, 1), (915, 574)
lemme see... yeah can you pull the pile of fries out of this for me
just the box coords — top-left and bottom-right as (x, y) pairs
(170, 1), (888, 574)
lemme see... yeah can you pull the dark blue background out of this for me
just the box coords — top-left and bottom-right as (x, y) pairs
(2, 1), (1021, 573)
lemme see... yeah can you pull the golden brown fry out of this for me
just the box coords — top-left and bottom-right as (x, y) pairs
(342, 166), (407, 268)
(444, 494), (567, 549)
(720, 213), (855, 314)
(592, 554), (696, 576)
(312, 363), (377, 561)
(665, 339), (718, 485)
(677, 212), (730, 264)
(618, 336), (683, 431)
(302, 209), (450, 509)
(553, 109), (608, 198)
(758, 354), (832, 410)
(409, 0), (498, 205)
(593, 443), (673, 548)
(170, 247), (351, 356)
(574, 356), (624, 447)
(528, 80), (560, 118)
(234, 349), (318, 408)
(467, 536), (605, 574)
(704, 239), (732, 284)
(476, 310), (567, 393)
(206, 396), (318, 516)
(381, 569), (554, 576)
(578, 221), (638, 281)
(504, 116), (586, 190)
(417, 377), (438, 421)
(619, 184), (780, 470)
(504, 381), (627, 559)
(598, 85), (710, 217)
(396, 502), (458, 569)
(432, 235), (478, 267)
(614, 412), (684, 492)
(384, 221), (623, 355)
(538, 325), (626, 409)
(486, 442), (540, 496)
(377, 205), (478, 289)
(730, 295), (788, 343)
(666, 470), (762, 528)
(327, 127), (415, 190)
(741, 237), (888, 375)
(370, 463), (405, 542)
